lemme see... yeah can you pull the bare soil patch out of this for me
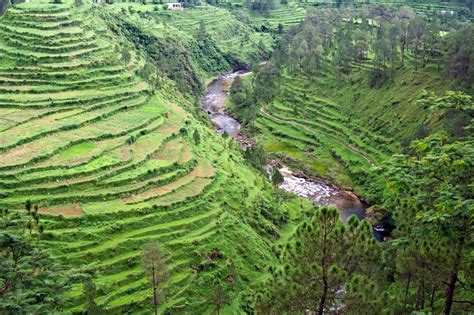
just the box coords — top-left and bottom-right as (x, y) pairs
(39, 203), (84, 217)
(154, 138), (183, 160)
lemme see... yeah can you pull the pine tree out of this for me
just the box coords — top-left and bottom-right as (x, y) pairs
(25, 199), (31, 213)
(255, 207), (379, 314)
(0, 210), (80, 312)
(197, 19), (207, 42)
(83, 278), (105, 314)
(193, 130), (201, 145)
(257, 38), (267, 59)
(142, 242), (170, 315)
(277, 23), (284, 34)
(245, 0), (252, 10)
(265, 0), (274, 12)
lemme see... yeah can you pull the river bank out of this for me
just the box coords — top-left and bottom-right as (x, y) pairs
(201, 70), (383, 238)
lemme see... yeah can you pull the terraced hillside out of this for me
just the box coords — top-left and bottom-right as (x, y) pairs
(248, 3), (307, 31)
(108, 3), (275, 67)
(0, 1), (302, 312)
(255, 68), (386, 185)
(255, 54), (454, 204)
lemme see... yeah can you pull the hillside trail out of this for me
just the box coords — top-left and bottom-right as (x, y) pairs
(259, 107), (377, 168)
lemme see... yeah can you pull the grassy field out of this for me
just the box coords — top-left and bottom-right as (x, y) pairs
(0, 1), (313, 313)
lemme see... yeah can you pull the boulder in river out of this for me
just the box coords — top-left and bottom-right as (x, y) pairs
(341, 190), (359, 201)
(366, 205), (385, 224)
(293, 171), (309, 180)
(366, 205), (395, 235)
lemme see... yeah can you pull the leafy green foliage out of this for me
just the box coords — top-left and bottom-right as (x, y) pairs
(188, 38), (230, 76)
(418, 90), (473, 137)
(383, 127), (473, 313)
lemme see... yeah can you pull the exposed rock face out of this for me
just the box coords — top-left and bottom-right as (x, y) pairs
(366, 205), (395, 234)
(366, 205), (386, 226)
(341, 189), (359, 201)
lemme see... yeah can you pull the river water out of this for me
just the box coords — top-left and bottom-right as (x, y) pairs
(202, 71), (379, 235)
(202, 71), (245, 138)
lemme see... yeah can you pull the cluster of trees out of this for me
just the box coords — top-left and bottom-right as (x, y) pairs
(253, 91), (473, 314)
(107, 14), (206, 95)
(1, 203), (116, 314)
(245, 0), (275, 15)
(229, 76), (258, 126)
(271, 5), (473, 92)
(0, 208), (81, 312)
(229, 63), (279, 127)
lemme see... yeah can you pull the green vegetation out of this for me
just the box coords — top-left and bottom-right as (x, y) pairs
(0, 0), (473, 314)
(242, 3), (473, 202)
(255, 207), (379, 314)
(0, 1), (306, 313)
(1, 208), (83, 312)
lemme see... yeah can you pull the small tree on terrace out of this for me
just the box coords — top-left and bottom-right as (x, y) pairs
(83, 278), (105, 314)
(193, 129), (201, 145)
(142, 242), (170, 315)
(271, 167), (284, 187)
(197, 19), (208, 42)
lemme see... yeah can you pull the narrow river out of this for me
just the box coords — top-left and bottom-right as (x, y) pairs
(202, 70), (382, 239)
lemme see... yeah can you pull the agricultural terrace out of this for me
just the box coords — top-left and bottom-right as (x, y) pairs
(0, 1), (298, 312)
(256, 69), (386, 187)
(252, 0), (460, 197)
(108, 2), (276, 65)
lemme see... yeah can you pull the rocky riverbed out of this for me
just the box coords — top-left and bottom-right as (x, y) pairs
(202, 70), (383, 239)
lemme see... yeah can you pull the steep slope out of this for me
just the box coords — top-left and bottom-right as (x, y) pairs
(106, 2), (275, 70)
(0, 1), (303, 312)
(249, 6), (468, 202)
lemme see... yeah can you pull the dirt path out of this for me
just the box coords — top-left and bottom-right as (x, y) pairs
(259, 107), (377, 167)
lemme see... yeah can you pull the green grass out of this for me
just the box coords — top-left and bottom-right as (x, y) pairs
(0, 2), (306, 313)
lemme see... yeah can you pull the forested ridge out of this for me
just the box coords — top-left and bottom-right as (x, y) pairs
(0, 0), (472, 314)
